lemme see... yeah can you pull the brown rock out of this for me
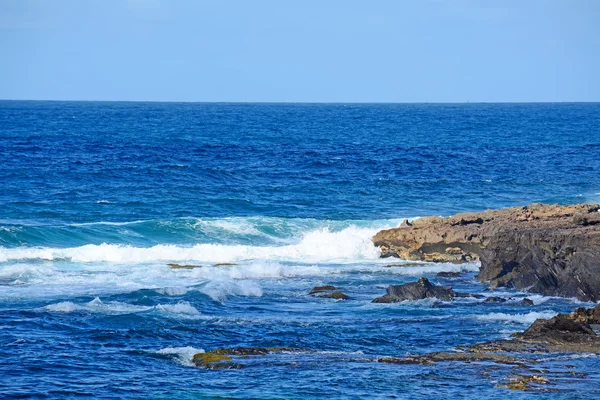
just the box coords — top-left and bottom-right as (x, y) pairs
(320, 291), (350, 300)
(373, 203), (600, 301)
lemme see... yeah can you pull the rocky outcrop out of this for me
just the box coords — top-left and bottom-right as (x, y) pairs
(373, 203), (600, 301)
(372, 278), (456, 302)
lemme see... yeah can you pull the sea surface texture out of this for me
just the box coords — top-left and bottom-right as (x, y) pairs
(1, 102), (600, 399)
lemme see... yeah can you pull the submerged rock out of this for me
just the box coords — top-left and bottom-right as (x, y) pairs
(520, 298), (534, 306)
(192, 347), (299, 369)
(436, 271), (462, 278)
(484, 296), (508, 303)
(373, 203), (600, 301)
(372, 278), (456, 303)
(309, 285), (349, 300)
(497, 375), (550, 390)
(320, 291), (350, 300)
(167, 263), (202, 269)
(309, 285), (337, 295)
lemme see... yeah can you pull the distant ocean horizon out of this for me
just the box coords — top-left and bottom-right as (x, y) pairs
(1, 101), (599, 398)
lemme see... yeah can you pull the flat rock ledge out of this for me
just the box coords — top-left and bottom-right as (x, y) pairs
(373, 203), (600, 301)
(378, 303), (600, 365)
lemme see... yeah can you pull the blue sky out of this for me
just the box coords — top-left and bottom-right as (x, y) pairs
(1, 0), (599, 102)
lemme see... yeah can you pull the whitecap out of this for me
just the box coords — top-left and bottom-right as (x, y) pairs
(474, 311), (557, 324)
(156, 346), (204, 366)
(156, 301), (201, 316)
(198, 279), (262, 302)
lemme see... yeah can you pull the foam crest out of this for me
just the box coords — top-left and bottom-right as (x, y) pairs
(43, 297), (153, 314)
(156, 301), (201, 316)
(156, 347), (204, 366)
(198, 279), (263, 302)
(475, 311), (557, 324)
(0, 225), (383, 264)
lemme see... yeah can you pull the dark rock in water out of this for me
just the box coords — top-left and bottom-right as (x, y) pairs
(436, 271), (462, 277)
(520, 298), (534, 306)
(373, 203), (600, 301)
(167, 263), (202, 269)
(484, 296), (508, 303)
(213, 263), (237, 267)
(372, 277), (456, 303)
(385, 262), (423, 268)
(454, 292), (485, 299)
(309, 285), (337, 295)
(320, 291), (349, 300)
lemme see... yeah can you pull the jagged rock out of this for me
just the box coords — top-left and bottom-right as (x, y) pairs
(373, 203), (600, 301)
(309, 285), (337, 295)
(372, 278), (456, 303)
(484, 296), (508, 303)
(436, 271), (462, 277)
(320, 291), (349, 300)
(520, 298), (534, 306)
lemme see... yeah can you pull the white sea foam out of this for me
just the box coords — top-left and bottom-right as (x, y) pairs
(156, 301), (201, 316)
(156, 346), (204, 366)
(0, 226), (383, 264)
(475, 311), (557, 324)
(155, 286), (189, 296)
(198, 279), (263, 302)
(43, 297), (153, 314)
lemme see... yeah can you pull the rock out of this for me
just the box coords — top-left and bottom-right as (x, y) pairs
(378, 351), (522, 365)
(309, 285), (337, 295)
(498, 375), (549, 390)
(436, 271), (462, 277)
(213, 263), (237, 267)
(167, 263), (202, 269)
(484, 296), (508, 303)
(569, 303), (600, 325)
(373, 203), (600, 301)
(465, 304), (600, 354)
(192, 347), (299, 369)
(372, 278), (456, 303)
(385, 262), (423, 268)
(320, 291), (349, 300)
(520, 298), (534, 306)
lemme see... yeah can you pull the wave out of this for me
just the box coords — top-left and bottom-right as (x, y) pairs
(0, 216), (403, 248)
(156, 347), (204, 366)
(474, 311), (557, 324)
(0, 224), (391, 264)
(42, 297), (201, 317)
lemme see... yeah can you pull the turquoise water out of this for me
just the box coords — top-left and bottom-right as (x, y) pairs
(1, 102), (600, 398)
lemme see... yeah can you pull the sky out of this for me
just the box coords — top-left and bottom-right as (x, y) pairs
(1, 0), (599, 102)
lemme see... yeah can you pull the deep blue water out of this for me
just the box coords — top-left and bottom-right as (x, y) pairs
(1, 101), (600, 399)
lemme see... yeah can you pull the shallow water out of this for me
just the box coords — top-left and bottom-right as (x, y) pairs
(1, 102), (600, 398)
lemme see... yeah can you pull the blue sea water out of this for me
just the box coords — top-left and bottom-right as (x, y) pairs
(1, 101), (600, 399)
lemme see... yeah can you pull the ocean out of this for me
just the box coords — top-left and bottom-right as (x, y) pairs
(1, 101), (599, 399)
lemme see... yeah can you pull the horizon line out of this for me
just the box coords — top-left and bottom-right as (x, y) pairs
(1, 99), (600, 105)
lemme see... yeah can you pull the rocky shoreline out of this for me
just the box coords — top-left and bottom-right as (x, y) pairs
(373, 203), (600, 301)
